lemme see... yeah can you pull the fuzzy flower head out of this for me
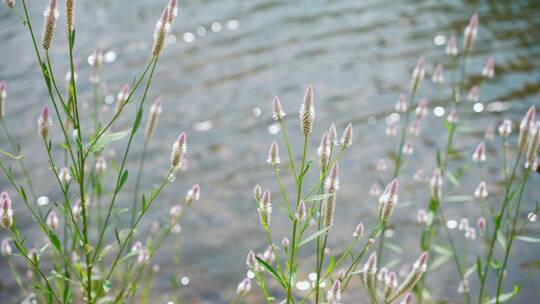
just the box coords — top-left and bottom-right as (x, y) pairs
(395, 93), (407, 113)
(482, 57), (495, 78)
(518, 106), (536, 152)
(415, 98), (429, 118)
(38, 106), (52, 141)
(474, 181), (488, 200)
(1, 239), (11, 256)
(417, 209), (428, 224)
(66, 0), (75, 31)
(1, 191), (11, 211)
(267, 140), (280, 165)
(185, 184), (200, 205)
(281, 236), (290, 249)
(402, 142), (414, 156)
(477, 217), (486, 231)
(472, 142), (486, 163)
(498, 119), (512, 138)
(465, 227), (476, 240)
(4, 0), (15, 8)
(432, 64), (444, 83)
(0, 208), (13, 229)
(167, 0), (178, 25)
(296, 199), (306, 221)
(137, 248), (149, 264)
(58, 167), (71, 184)
(47, 210), (59, 230)
(446, 34), (458, 56)
(525, 121), (540, 169)
(409, 119), (421, 137)
(329, 123), (338, 146)
(378, 179), (398, 223)
(386, 121), (397, 137)
(253, 184), (262, 201)
(463, 14), (479, 52)
(318, 132), (330, 169)
(362, 252), (378, 292)
(353, 222), (364, 238)
(325, 163), (340, 192)
(145, 98), (163, 140)
(115, 84), (130, 113)
(430, 168), (443, 200)
(394, 252), (429, 299)
(170, 132), (187, 168)
(341, 123), (353, 147)
(152, 6), (172, 56)
(272, 96), (285, 120)
(246, 250), (257, 269)
(327, 280), (342, 304)
(411, 57), (426, 93)
(458, 218), (469, 231)
(259, 190), (272, 227)
(299, 84), (315, 136)
(467, 85), (479, 102)
(236, 277), (251, 296)
(447, 108), (459, 124)
(41, 0), (59, 50)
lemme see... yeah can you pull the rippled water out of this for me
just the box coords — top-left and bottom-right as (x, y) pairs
(1, 0), (540, 303)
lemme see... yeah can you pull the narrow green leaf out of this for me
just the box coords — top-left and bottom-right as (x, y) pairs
(298, 226), (331, 247)
(87, 129), (131, 153)
(133, 108), (143, 134)
(255, 257), (286, 288)
(515, 236), (540, 243)
(117, 170), (129, 192)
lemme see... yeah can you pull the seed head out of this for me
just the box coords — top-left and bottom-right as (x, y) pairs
(46, 210), (59, 230)
(525, 121), (540, 169)
(296, 199), (306, 221)
(246, 250), (257, 269)
(467, 85), (479, 102)
(353, 222), (364, 238)
(299, 84), (315, 136)
(236, 277), (251, 296)
(267, 140), (280, 165)
(145, 98), (163, 140)
(518, 106), (536, 152)
(167, 0), (178, 25)
(185, 184), (200, 205)
(400, 293), (414, 304)
(362, 252), (378, 292)
(66, 0), (75, 31)
(41, 0), (59, 50)
(4, 0), (15, 8)
(463, 14), (479, 52)
(318, 132), (330, 169)
(430, 168), (443, 200)
(395, 93), (407, 113)
(474, 181), (488, 200)
(152, 6), (171, 56)
(472, 142), (486, 163)
(38, 106), (52, 141)
(432, 64), (444, 83)
(272, 96), (286, 120)
(171, 132), (187, 168)
(378, 179), (398, 223)
(446, 34), (458, 56)
(482, 57), (495, 78)
(498, 119), (512, 138)
(328, 123), (338, 145)
(253, 184), (262, 201)
(411, 57), (426, 94)
(341, 123), (353, 147)
(394, 252), (428, 299)
(327, 280), (342, 303)
(1, 239), (11, 256)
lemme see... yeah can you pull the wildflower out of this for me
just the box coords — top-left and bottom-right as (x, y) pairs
(1, 239), (11, 256)
(413, 169), (424, 182)
(246, 250), (257, 269)
(386, 121), (397, 137)
(417, 209), (428, 224)
(458, 279), (470, 294)
(474, 181), (488, 199)
(361, 252), (377, 292)
(370, 183), (381, 196)
(46, 210), (59, 230)
(353, 223), (364, 238)
(272, 96), (285, 120)
(467, 85), (479, 102)
(145, 98), (163, 140)
(400, 293), (414, 304)
(1, 191), (12, 210)
(472, 142), (486, 162)
(265, 140), (280, 165)
(368, 238), (375, 246)
(259, 190), (272, 227)
(58, 167), (71, 184)
(170, 132), (187, 168)
(72, 200), (82, 221)
(152, 6), (171, 56)
(395, 93), (407, 113)
(447, 109), (458, 124)
(281, 237), (290, 249)
(458, 218), (469, 231)
(38, 106), (52, 141)
(518, 106), (536, 152)
(0, 205), (13, 229)
(402, 142), (413, 155)
(430, 168), (443, 200)
(385, 272), (398, 301)
(477, 217), (486, 231)
(415, 98), (429, 118)
(236, 277), (251, 296)
(463, 14), (478, 52)
(185, 184), (200, 205)
(411, 57), (426, 94)
(377, 267), (388, 288)
(299, 84), (315, 136)
(318, 132), (330, 169)
(41, 0), (59, 50)
(66, 0), (75, 31)
(115, 84), (130, 114)
(446, 34), (458, 56)
(485, 126), (495, 140)
(409, 119), (421, 136)
(377, 159), (388, 171)
(378, 179), (399, 223)
(394, 252), (429, 298)
(329, 123), (338, 145)
(137, 248), (149, 264)
(262, 245), (275, 264)
(341, 123), (353, 147)
(482, 57), (495, 78)
(95, 156), (107, 174)
(171, 223), (182, 234)
(296, 199), (306, 221)
(498, 119), (512, 138)
(169, 204), (182, 222)
(167, 0), (178, 25)
(323, 164), (340, 229)
(0, 80), (6, 118)
(465, 227), (476, 240)
(432, 64), (444, 83)
(4, 0), (14, 8)
(253, 184), (262, 201)
(525, 121), (540, 169)
(327, 280), (342, 304)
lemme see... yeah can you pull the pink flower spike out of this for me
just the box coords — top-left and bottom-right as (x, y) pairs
(464, 14), (479, 52)
(446, 34), (458, 56)
(272, 96), (285, 120)
(467, 85), (479, 102)
(1, 191), (11, 210)
(432, 64), (444, 83)
(38, 106), (52, 140)
(472, 142), (486, 163)
(482, 57), (495, 78)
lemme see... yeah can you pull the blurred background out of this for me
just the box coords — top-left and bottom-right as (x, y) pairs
(1, 0), (539, 303)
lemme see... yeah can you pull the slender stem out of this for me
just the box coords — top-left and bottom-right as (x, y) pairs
(278, 118), (298, 182)
(7, 258), (29, 298)
(131, 139), (149, 227)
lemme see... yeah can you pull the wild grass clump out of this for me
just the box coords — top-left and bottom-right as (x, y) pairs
(1, 0), (198, 303)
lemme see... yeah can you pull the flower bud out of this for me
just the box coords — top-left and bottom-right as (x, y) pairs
(1, 191), (12, 211)
(267, 140), (280, 165)
(474, 181), (488, 200)
(137, 248), (149, 264)
(41, 0), (59, 50)
(167, 0), (178, 26)
(72, 201), (82, 222)
(169, 204), (182, 222)
(472, 142), (486, 163)
(262, 245), (275, 264)
(46, 210), (59, 230)
(58, 167), (71, 184)
(430, 168), (443, 200)
(525, 121), (540, 169)
(38, 106), (52, 141)
(185, 184), (200, 205)
(400, 293), (414, 304)
(378, 179), (398, 223)
(299, 84), (315, 136)
(467, 85), (479, 102)
(447, 109), (458, 124)
(327, 280), (342, 303)
(318, 132), (330, 169)
(411, 57), (426, 94)
(361, 252), (377, 292)
(465, 227), (476, 240)
(296, 199), (306, 221)
(246, 250), (257, 269)
(417, 209), (428, 224)
(272, 96), (285, 120)
(281, 237), (290, 249)
(394, 252), (428, 298)
(253, 184), (262, 201)
(482, 57), (495, 78)
(432, 64), (444, 83)
(236, 277), (251, 296)
(4, 0), (15, 8)
(446, 34), (458, 56)
(341, 123), (353, 147)
(415, 98), (429, 118)
(518, 106), (536, 152)
(353, 223), (364, 238)
(329, 123), (338, 146)
(463, 14), (479, 52)
(152, 6), (171, 56)
(395, 93), (407, 113)
(477, 216), (486, 231)
(498, 119), (512, 138)
(1, 239), (11, 256)
(171, 132), (187, 168)
(145, 98), (162, 140)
